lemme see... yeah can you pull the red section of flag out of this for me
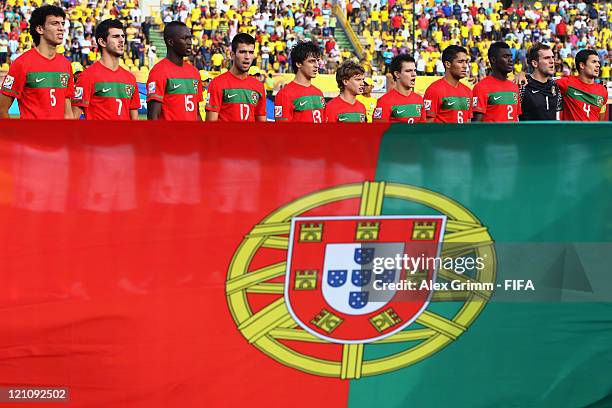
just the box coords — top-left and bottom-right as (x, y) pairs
(0, 121), (388, 407)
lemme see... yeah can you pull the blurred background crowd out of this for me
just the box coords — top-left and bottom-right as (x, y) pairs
(0, 0), (610, 81)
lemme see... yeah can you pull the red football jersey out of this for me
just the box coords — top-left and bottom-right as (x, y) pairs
(424, 77), (473, 123)
(556, 76), (608, 121)
(146, 58), (202, 121)
(72, 61), (140, 120)
(274, 81), (326, 123)
(205, 71), (266, 122)
(373, 89), (426, 123)
(325, 96), (367, 123)
(472, 76), (521, 122)
(0, 48), (74, 119)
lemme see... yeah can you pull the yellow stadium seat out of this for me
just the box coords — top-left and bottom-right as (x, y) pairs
(1, 63), (9, 71)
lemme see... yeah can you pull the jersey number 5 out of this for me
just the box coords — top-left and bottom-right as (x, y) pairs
(185, 95), (195, 112)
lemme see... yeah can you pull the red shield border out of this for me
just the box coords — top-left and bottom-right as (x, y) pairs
(285, 215), (446, 344)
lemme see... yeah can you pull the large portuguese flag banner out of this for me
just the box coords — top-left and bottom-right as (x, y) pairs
(0, 121), (611, 407)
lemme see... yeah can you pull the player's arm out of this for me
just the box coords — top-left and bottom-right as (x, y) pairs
(273, 88), (292, 121)
(71, 71), (91, 119)
(64, 69), (76, 119)
(0, 60), (25, 118)
(254, 86), (267, 122)
(372, 98), (390, 122)
(147, 100), (162, 119)
(0, 94), (13, 118)
(128, 80), (141, 120)
(64, 98), (73, 119)
(205, 77), (221, 122)
(599, 103), (608, 121)
(146, 72), (165, 120)
(471, 84), (487, 122)
(423, 86), (438, 123)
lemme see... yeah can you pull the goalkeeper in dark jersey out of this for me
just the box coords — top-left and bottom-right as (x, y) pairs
(518, 43), (562, 121)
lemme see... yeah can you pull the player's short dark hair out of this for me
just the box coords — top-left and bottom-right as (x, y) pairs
(335, 60), (365, 91)
(231, 33), (255, 53)
(526, 43), (551, 68)
(390, 54), (416, 79)
(442, 45), (468, 64)
(575, 49), (598, 73)
(487, 41), (510, 62)
(29, 5), (66, 46)
(290, 41), (322, 73)
(95, 19), (124, 48)
(163, 21), (188, 43)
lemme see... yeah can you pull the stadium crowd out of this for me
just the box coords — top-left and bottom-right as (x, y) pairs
(1, 0), (611, 81)
(0, 0), (151, 72)
(348, 0), (612, 80)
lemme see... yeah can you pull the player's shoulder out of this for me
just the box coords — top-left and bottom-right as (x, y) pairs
(354, 99), (366, 110)
(377, 90), (394, 104)
(9, 48), (34, 67)
(148, 58), (167, 75)
(119, 65), (138, 83)
(426, 77), (445, 91)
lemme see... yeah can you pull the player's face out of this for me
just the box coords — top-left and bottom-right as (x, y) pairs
(493, 48), (513, 74)
(582, 55), (601, 79)
(297, 55), (320, 80)
(448, 52), (469, 79)
(535, 48), (555, 76)
(344, 74), (364, 96)
(395, 61), (417, 90)
(231, 43), (255, 74)
(171, 26), (193, 57)
(102, 27), (126, 57)
(39, 15), (65, 46)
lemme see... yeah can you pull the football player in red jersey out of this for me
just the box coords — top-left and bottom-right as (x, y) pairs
(424, 45), (472, 123)
(274, 41), (326, 123)
(325, 60), (367, 123)
(0, 5), (74, 119)
(147, 21), (202, 121)
(373, 54), (426, 123)
(472, 41), (521, 122)
(205, 33), (266, 122)
(72, 19), (140, 120)
(557, 49), (608, 121)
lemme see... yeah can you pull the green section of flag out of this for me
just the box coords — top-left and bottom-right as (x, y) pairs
(441, 96), (470, 110)
(165, 78), (199, 95)
(25, 72), (70, 89)
(391, 104), (422, 118)
(292, 95), (325, 111)
(566, 86), (604, 107)
(337, 112), (366, 122)
(222, 88), (261, 105)
(94, 82), (135, 99)
(487, 91), (517, 105)
(348, 123), (612, 408)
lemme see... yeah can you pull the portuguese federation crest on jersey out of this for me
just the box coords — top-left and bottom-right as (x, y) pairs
(285, 215), (446, 344)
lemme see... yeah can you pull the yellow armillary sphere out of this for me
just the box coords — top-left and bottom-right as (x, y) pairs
(226, 181), (496, 379)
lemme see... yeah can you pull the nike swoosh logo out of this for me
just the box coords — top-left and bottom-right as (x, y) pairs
(396, 110), (405, 114)
(35, 78), (45, 83)
(446, 101), (455, 105)
(227, 94), (237, 98)
(299, 101), (307, 106)
(173, 84), (181, 89)
(102, 88), (111, 93)
(531, 90), (539, 93)
(493, 96), (502, 100)
(338, 117), (348, 122)
(574, 92), (583, 96)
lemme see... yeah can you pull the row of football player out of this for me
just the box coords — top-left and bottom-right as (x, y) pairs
(0, 4), (608, 122)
